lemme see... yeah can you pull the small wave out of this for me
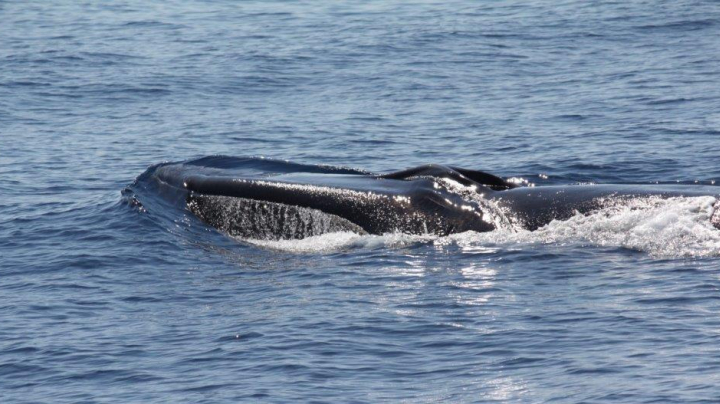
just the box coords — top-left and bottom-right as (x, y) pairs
(245, 197), (720, 258)
(637, 19), (716, 32)
(553, 114), (589, 121)
(646, 97), (696, 105)
(0, 81), (51, 88)
(122, 21), (185, 29)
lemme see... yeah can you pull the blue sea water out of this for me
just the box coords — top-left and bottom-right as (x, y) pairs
(3, 0), (720, 402)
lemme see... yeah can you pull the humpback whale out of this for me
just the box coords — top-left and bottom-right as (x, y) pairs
(134, 156), (720, 240)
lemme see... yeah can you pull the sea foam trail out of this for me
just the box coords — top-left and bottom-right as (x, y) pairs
(246, 196), (720, 258)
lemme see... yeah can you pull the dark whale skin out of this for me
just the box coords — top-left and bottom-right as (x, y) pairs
(140, 156), (720, 239)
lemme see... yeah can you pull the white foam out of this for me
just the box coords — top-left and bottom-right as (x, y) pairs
(244, 196), (720, 258)
(244, 231), (435, 253)
(452, 196), (720, 258)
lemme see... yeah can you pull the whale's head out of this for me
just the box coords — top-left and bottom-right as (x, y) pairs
(713, 200), (720, 230)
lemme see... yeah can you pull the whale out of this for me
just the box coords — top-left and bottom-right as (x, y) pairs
(133, 156), (720, 240)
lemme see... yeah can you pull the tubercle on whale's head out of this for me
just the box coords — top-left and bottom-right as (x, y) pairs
(712, 200), (720, 230)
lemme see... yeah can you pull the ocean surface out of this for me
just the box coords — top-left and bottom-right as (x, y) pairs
(3, 0), (720, 402)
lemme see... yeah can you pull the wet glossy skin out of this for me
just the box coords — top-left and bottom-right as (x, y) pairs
(153, 159), (494, 236)
(146, 156), (720, 238)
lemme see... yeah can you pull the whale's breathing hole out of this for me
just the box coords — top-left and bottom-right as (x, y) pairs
(188, 194), (367, 240)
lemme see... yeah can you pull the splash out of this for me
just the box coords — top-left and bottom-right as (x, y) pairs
(244, 196), (720, 258)
(434, 177), (515, 230)
(449, 196), (720, 258)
